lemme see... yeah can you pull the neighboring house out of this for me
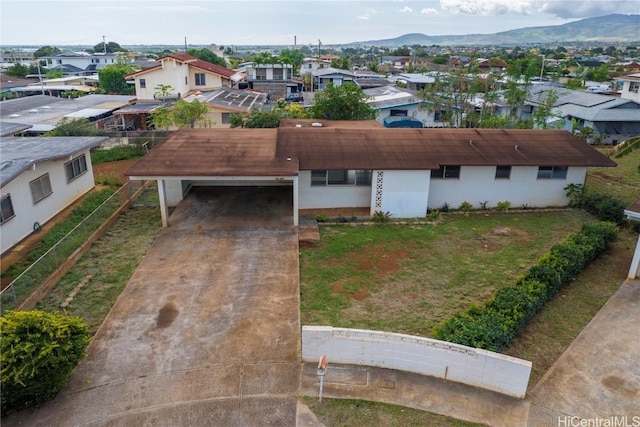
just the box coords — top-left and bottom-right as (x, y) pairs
(392, 72), (438, 91)
(246, 62), (302, 98)
(42, 51), (119, 75)
(0, 122), (32, 137)
(126, 120), (614, 228)
(0, 94), (136, 134)
(312, 67), (358, 90)
(617, 73), (640, 103)
(364, 85), (444, 128)
(126, 53), (237, 101)
(10, 75), (100, 98)
(1, 74), (34, 98)
(524, 85), (640, 144)
(0, 136), (107, 255)
(476, 58), (508, 73)
(300, 57), (331, 75)
(182, 87), (270, 128)
(624, 199), (640, 279)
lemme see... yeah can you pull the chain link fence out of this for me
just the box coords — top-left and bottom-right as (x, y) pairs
(1, 180), (155, 313)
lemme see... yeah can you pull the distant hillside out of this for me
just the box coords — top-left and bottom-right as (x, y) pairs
(351, 14), (640, 46)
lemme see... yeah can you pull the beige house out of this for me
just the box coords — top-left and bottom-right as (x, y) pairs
(126, 54), (238, 101)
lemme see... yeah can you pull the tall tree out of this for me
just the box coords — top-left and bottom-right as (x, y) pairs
(93, 41), (127, 53)
(98, 64), (135, 94)
(33, 45), (61, 58)
(151, 100), (212, 129)
(419, 70), (476, 128)
(309, 83), (376, 120)
(6, 63), (28, 78)
(279, 49), (304, 75)
(186, 48), (227, 67)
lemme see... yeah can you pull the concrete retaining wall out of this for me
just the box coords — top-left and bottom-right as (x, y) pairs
(302, 326), (532, 398)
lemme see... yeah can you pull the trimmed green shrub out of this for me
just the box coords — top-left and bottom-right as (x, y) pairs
(580, 194), (626, 224)
(90, 144), (145, 164)
(458, 201), (473, 212)
(433, 221), (618, 352)
(1, 311), (89, 414)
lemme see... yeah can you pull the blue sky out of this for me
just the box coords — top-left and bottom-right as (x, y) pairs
(1, 0), (638, 46)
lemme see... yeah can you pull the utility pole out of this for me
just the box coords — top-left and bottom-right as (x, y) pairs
(102, 35), (106, 53)
(318, 39), (321, 59)
(184, 37), (187, 52)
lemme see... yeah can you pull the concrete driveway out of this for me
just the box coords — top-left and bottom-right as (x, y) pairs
(8, 187), (302, 426)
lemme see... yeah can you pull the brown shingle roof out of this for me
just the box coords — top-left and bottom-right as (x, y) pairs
(126, 129), (297, 177)
(276, 128), (616, 170)
(126, 126), (616, 178)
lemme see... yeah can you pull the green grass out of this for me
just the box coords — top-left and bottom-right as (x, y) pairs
(300, 397), (483, 427)
(91, 145), (146, 165)
(300, 210), (595, 337)
(36, 205), (161, 334)
(586, 147), (640, 204)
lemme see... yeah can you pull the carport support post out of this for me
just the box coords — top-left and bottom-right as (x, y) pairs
(293, 177), (299, 226)
(157, 179), (169, 227)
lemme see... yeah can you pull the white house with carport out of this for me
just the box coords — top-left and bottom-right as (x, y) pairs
(0, 136), (107, 255)
(125, 120), (615, 228)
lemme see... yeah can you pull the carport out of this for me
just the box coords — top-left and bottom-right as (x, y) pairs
(126, 128), (300, 226)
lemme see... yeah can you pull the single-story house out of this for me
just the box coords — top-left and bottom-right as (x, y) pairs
(125, 120), (615, 227)
(364, 85), (444, 128)
(1, 136), (108, 255)
(624, 199), (640, 279)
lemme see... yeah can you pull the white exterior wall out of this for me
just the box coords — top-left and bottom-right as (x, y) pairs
(134, 58), (192, 100)
(428, 166), (586, 210)
(621, 80), (640, 103)
(298, 171), (371, 210)
(302, 326), (532, 398)
(46, 54), (117, 71)
(374, 170), (430, 218)
(1, 150), (95, 254)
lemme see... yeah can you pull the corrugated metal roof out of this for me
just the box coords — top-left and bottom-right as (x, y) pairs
(126, 126), (615, 178)
(125, 129), (298, 178)
(1, 136), (107, 187)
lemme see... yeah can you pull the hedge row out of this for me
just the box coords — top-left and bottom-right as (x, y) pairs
(579, 193), (626, 225)
(433, 221), (618, 352)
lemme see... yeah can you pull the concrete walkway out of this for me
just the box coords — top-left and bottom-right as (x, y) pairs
(5, 187), (304, 426)
(527, 278), (640, 426)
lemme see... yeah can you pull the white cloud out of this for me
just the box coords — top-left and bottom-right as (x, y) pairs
(538, 0), (640, 19)
(399, 6), (413, 13)
(421, 8), (439, 14)
(357, 15), (370, 20)
(440, 0), (535, 15)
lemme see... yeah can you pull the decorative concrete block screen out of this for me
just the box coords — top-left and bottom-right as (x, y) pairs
(302, 326), (532, 398)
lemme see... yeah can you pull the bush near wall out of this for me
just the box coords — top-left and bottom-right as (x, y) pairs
(433, 221), (618, 352)
(579, 193), (626, 225)
(1, 310), (89, 414)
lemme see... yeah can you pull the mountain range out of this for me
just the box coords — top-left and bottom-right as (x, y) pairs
(350, 14), (640, 47)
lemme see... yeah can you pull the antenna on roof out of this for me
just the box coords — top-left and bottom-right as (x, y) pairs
(515, 145), (519, 151)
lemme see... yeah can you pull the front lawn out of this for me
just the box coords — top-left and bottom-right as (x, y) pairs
(300, 209), (594, 337)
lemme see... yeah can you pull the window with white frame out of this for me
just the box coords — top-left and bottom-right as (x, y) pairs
(495, 166), (512, 179)
(431, 165), (460, 179)
(629, 81), (639, 93)
(140, 79), (146, 88)
(1, 194), (15, 224)
(195, 73), (206, 86)
(311, 170), (372, 186)
(537, 166), (568, 179)
(30, 174), (53, 204)
(390, 109), (408, 116)
(65, 155), (88, 182)
(221, 113), (230, 124)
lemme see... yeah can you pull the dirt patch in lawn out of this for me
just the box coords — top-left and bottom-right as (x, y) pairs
(477, 226), (533, 252)
(354, 243), (412, 275)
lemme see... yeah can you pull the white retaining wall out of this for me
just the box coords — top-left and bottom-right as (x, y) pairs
(302, 326), (532, 398)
